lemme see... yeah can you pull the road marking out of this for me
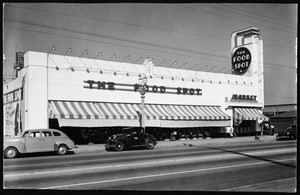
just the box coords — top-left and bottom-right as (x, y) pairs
(39, 158), (296, 189)
(221, 177), (297, 191)
(4, 145), (296, 168)
(4, 148), (296, 178)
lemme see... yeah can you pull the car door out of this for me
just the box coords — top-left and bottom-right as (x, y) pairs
(130, 129), (144, 146)
(25, 130), (43, 152)
(41, 130), (55, 151)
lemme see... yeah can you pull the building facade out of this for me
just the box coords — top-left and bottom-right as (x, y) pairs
(3, 27), (268, 143)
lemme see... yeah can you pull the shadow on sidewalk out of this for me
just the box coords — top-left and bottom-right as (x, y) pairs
(199, 146), (296, 169)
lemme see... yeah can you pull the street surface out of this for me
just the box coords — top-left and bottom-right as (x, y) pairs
(3, 140), (297, 192)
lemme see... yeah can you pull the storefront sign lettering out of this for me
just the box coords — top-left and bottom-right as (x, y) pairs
(84, 80), (202, 96)
(85, 80), (115, 90)
(231, 94), (257, 101)
(232, 47), (251, 75)
(3, 89), (23, 104)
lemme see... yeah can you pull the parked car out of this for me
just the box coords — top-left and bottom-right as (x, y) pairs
(105, 127), (157, 151)
(4, 129), (76, 159)
(276, 125), (297, 140)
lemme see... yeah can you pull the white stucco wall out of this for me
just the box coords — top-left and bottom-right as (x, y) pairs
(46, 53), (262, 110)
(23, 52), (48, 130)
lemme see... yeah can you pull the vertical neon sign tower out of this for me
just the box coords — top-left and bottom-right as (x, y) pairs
(231, 27), (264, 106)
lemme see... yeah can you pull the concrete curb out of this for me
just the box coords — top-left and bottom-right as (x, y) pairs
(72, 135), (278, 154)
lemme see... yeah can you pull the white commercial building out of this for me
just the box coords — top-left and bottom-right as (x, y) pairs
(3, 27), (268, 142)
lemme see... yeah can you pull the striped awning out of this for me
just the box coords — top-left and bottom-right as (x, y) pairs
(49, 101), (104, 119)
(49, 101), (230, 124)
(94, 103), (174, 120)
(195, 106), (231, 120)
(165, 105), (230, 120)
(234, 107), (269, 121)
(94, 102), (138, 120)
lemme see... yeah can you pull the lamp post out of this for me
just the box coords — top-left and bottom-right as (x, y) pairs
(137, 75), (148, 133)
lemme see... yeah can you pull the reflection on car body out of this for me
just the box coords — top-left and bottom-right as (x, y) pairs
(4, 129), (76, 159)
(105, 127), (157, 151)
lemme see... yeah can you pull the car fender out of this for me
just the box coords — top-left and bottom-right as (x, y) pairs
(54, 139), (75, 150)
(4, 139), (26, 153)
(145, 137), (155, 144)
(54, 141), (68, 151)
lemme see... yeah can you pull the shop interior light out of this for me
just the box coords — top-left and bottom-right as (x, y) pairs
(64, 48), (72, 56)
(48, 46), (55, 54)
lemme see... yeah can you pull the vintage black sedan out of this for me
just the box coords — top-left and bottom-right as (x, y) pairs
(105, 127), (157, 151)
(276, 125), (297, 140)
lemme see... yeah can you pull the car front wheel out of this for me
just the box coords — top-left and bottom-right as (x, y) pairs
(114, 141), (124, 151)
(4, 147), (18, 159)
(145, 139), (155, 149)
(57, 144), (68, 155)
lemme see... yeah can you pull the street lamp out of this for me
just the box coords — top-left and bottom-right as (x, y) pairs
(137, 75), (148, 133)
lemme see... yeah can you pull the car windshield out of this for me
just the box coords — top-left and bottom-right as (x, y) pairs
(22, 131), (29, 137)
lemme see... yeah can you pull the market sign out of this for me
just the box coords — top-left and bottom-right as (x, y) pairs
(232, 47), (251, 75)
(83, 80), (203, 96)
(231, 94), (257, 102)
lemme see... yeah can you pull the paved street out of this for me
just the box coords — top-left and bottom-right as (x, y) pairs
(3, 138), (296, 192)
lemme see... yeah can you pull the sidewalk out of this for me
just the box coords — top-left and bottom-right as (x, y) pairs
(72, 135), (278, 154)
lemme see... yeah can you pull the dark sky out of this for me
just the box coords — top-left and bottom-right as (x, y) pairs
(3, 3), (297, 105)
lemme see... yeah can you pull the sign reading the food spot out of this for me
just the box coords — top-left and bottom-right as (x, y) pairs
(83, 80), (202, 96)
(232, 47), (251, 75)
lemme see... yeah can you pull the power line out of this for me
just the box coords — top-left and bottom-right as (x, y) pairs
(6, 25), (297, 72)
(5, 4), (295, 50)
(6, 25), (230, 66)
(219, 3), (296, 27)
(206, 4), (296, 29)
(6, 4), (229, 41)
(177, 4), (296, 35)
(5, 18), (230, 60)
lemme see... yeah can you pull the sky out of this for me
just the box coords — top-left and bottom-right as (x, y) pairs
(2, 3), (297, 106)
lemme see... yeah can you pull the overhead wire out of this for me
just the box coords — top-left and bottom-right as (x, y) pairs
(5, 25), (231, 65)
(5, 18), (230, 60)
(218, 3), (296, 27)
(5, 24), (296, 72)
(177, 4), (296, 35)
(6, 4), (294, 50)
(6, 4), (229, 41)
(205, 4), (296, 30)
